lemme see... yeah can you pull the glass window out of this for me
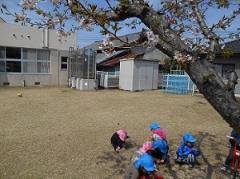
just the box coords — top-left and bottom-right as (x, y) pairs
(37, 62), (50, 73)
(0, 47), (5, 59)
(6, 47), (21, 59)
(37, 49), (50, 61)
(0, 61), (6, 72)
(23, 62), (37, 73)
(23, 48), (37, 60)
(6, 61), (21, 72)
(61, 57), (68, 70)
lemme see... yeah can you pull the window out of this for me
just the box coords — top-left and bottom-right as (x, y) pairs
(222, 64), (235, 79)
(23, 48), (37, 60)
(37, 62), (50, 73)
(37, 49), (49, 61)
(0, 61), (5, 72)
(6, 47), (21, 59)
(214, 63), (235, 79)
(61, 57), (68, 70)
(6, 61), (21, 72)
(0, 47), (50, 73)
(37, 49), (50, 73)
(0, 47), (5, 59)
(23, 62), (37, 73)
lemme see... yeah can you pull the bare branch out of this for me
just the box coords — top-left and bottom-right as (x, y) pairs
(210, 8), (240, 31)
(102, 2), (192, 56)
(104, 0), (115, 12)
(67, 0), (129, 45)
(191, 1), (220, 60)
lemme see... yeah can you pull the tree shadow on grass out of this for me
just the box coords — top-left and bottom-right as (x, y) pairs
(96, 140), (139, 178)
(196, 131), (231, 179)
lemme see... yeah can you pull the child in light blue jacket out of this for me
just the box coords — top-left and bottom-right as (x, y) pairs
(175, 133), (200, 167)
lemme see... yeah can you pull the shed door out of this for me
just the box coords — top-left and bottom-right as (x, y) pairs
(136, 61), (154, 90)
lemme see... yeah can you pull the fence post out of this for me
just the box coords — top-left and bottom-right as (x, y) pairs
(166, 74), (169, 90)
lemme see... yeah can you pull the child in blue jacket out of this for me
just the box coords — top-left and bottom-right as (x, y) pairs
(175, 133), (200, 167)
(124, 153), (157, 179)
(150, 139), (169, 164)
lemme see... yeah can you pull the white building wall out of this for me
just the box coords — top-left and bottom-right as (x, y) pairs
(152, 62), (159, 89)
(119, 60), (134, 91)
(48, 29), (76, 50)
(120, 59), (159, 91)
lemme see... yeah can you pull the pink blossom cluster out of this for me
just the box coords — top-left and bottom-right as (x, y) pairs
(101, 34), (114, 48)
(79, 19), (94, 31)
(146, 30), (159, 47)
(56, 30), (71, 42)
(51, 0), (61, 5)
(15, 14), (27, 21)
(174, 51), (193, 62)
(20, 0), (38, 9)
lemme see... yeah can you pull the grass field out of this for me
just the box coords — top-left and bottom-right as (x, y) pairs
(0, 87), (233, 179)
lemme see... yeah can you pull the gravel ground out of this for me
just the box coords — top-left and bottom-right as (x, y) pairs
(0, 87), (233, 179)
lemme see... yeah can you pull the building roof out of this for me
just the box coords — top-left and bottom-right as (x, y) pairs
(224, 39), (240, 53)
(99, 53), (143, 66)
(83, 32), (170, 65)
(84, 32), (141, 64)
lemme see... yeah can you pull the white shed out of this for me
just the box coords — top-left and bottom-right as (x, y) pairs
(119, 58), (159, 91)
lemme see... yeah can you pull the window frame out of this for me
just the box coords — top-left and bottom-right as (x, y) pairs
(6, 47), (21, 60)
(61, 56), (68, 71)
(0, 46), (51, 74)
(214, 63), (235, 79)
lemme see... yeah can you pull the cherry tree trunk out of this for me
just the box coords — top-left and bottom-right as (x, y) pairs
(186, 58), (240, 129)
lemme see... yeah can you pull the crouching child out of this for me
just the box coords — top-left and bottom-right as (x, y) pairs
(175, 133), (200, 167)
(150, 139), (169, 164)
(111, 129), (129, 152)
(124, 153), (159, 179)
(149, 122), (167, 141)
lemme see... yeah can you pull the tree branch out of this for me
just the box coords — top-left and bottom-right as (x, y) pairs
(191, 1), (220, 61)
(104, 0), (115, 12)
(210, 8), (240, 31)
(105, 2), (192, 56)
(67, 0), (129, 45)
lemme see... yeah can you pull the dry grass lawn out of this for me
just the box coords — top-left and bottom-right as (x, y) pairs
(0, 87), (233, 179)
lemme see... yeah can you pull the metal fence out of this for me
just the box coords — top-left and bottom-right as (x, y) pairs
(159, 71), (240, 96)
(96, 71), (119, 88)
(158, 71), (195, 95)
(68, 47), (96, 80)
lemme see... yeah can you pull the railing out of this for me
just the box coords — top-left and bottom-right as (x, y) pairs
(96, 71), (119, 88)
(158, 72), (196, 95)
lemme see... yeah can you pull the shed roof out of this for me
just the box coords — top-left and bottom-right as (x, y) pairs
(99, 53), (143, 66)
(120, 57), (160, 62)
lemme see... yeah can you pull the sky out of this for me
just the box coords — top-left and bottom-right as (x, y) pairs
(0, 0), (239, 48)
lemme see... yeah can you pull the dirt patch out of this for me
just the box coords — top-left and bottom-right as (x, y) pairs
(0, 87), (232, 178)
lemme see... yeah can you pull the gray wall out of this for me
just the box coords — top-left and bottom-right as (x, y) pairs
(0, 22), (76, 86)
(0, 50), (69, 86)
(119, 59), (159, 91)
(0, 23), (76, 50)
